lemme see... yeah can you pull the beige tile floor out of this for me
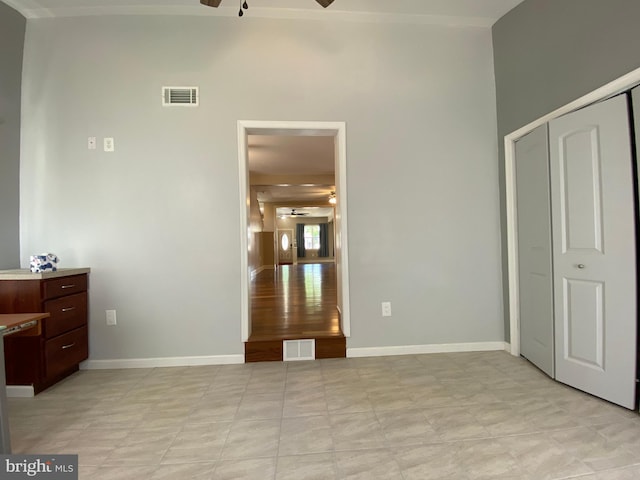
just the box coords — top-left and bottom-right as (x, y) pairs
(7, 351), (640, 480)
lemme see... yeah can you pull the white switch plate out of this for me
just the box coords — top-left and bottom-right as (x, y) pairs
(104, 137), (114, 152)
(381, 302), (392, 317)
(106, 310), (117, 326)
(88, 136), (96, 150)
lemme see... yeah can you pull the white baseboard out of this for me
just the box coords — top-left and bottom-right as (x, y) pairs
(298, 258), (335, 264)
(347, 341), (509, 358)
(76, 342), (511, 369)
(81, 354), (244, 370)
(250, 266), (265, 280)
(250, 265), (276, 280)
(7, 386), (34, 398)
(504, 342), (512, 354)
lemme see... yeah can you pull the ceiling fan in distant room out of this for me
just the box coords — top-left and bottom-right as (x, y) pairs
(288, 209), (308, 216)
(278, 209), (309, 219)
(201, 0), (335, 17)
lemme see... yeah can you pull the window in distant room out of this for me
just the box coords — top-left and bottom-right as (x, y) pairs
(304, 225), (320, 250)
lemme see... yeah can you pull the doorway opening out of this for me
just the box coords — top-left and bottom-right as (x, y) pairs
(237, 121), (350, 361)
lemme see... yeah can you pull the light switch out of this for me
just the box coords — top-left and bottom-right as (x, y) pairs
(88, 137), (96, 150)
(106, 310), (117, 326)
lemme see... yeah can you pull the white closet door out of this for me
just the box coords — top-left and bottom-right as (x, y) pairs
(634, 86), (640, 203)
(549, 94), (637, 409)
(516, 124), (555, 377)
(633, 87), (640, 408)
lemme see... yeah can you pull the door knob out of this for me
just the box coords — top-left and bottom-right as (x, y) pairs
(577, 264), (585, 269)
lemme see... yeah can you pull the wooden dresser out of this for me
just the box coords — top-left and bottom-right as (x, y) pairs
(0, 268), (90, 394)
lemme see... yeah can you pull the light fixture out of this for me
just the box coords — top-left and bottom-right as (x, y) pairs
(200, 0), (335, 16)
(238, 0), (248, 16)
(328, 192), (336, 205)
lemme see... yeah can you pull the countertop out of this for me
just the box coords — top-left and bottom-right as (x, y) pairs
(0, 268), (90, 281)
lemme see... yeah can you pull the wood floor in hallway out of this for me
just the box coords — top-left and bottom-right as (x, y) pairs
(249, 262), (343, 342)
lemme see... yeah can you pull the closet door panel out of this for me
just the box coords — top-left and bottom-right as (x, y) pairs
(549, 94), (637, 409)
(515, 124), (554, 377)
(632, 85), (640, 409)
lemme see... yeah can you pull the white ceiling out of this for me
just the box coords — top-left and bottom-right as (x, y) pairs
(2, 0), (524, 26)
(249, 135), (335, 212)
(248, 135), (334, 176)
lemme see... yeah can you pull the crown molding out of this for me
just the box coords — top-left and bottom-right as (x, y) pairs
(6, 3), (494, 28)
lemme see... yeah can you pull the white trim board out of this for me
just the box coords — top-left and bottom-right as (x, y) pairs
(237, 120), (351, 342)
(250, 265), (269, 280)
(81, 354), (244, 370)
(6, 386), (35, 398)
(347, 341), (509, 358)
(505, 67), (640, 357)
(7, 3), (498, 27)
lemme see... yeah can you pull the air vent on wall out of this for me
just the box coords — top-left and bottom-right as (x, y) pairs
(283, 339), (316, 361)
(162, 86), (199, 106)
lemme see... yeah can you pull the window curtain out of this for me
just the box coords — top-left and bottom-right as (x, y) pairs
(296, 223), (306, 258)
(319, 223), (329, 257)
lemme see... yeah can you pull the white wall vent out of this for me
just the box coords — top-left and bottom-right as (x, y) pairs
(162, 86), (198, 106)
(283, 339), (316, 361)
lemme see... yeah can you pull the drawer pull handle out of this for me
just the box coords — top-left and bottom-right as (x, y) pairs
(61, 307), (76, 312)
(60, 284), (76, 289)
(61, 343), (76, 350)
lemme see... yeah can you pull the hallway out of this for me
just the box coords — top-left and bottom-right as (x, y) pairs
(249, 263), (342, 342)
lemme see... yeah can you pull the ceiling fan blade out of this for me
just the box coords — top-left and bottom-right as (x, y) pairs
(200, 0), (222, 7)
(290, 210), (309, 216)
(315, 0), (335, 7)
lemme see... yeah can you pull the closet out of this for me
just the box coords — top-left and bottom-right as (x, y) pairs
(516, 89), (639, 410)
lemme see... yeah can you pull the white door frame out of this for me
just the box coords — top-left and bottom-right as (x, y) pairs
(506, 67), (640, 357)
(237, 120), (351, 343)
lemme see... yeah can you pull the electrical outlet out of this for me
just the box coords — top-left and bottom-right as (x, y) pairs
(106, 309), (117, 326)
(104, 137), (115, 152)
(381, 301), (392, 317)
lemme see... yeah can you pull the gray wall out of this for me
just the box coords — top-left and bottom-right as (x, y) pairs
(0, 3), (25, 270)
(21, 16), (503, 360)
(492, 0), (640, 338)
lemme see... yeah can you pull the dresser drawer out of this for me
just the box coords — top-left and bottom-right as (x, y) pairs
(43, 292), (87, 339)
(45, 326), (88, 379)
(42, 275), (87, 300)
